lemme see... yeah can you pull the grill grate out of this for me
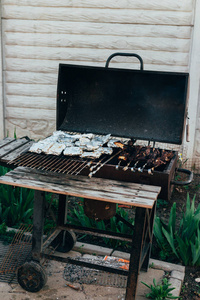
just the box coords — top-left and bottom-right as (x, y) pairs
(9, 150), (122, 176)
(0, 224), (32, 283)
(9, 152), (92, 175)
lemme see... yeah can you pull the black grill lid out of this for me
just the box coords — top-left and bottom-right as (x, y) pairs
(57, 60), (189, 145)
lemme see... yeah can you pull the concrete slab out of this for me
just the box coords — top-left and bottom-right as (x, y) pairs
(0, 242), (184, 299)
(0, 260), (164, 300)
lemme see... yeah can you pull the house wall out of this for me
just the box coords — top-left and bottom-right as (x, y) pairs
(0, 0), (199, 169)
(0, 4), (4, 139)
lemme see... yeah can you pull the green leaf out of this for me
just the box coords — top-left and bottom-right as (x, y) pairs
(162, 226), (178, 258)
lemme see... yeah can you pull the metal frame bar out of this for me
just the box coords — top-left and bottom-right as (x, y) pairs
(32, 191), (156, 300)
(32, 190), (45, 262)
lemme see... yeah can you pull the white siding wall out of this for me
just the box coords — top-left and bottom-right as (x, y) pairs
(1, 0), (199, 168)
(0, 4), (4, 139)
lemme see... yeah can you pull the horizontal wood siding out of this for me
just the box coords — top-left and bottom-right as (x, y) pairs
(0, 14), (4, 139)
(1, 0), (195, 11)
(1, 1), (195, 140)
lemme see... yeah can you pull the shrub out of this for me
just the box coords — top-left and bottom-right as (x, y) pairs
(153, 194), (200, 266)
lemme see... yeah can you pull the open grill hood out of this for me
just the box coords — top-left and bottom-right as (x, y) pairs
(57, 62), (189, 145)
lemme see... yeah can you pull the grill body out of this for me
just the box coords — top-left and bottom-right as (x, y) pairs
(55, 53), (190, 200)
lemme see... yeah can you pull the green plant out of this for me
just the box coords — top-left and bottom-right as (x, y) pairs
(156, 199), (168, 209)
(0, 222), (7, 234)
(0, 165), (11, 176)
(0, 166), (34, 227)
(0, 222), (16, 243)
(0, 184), (34, 227)
(141, 277), (178, 299)
(153, 194), (200, 266)
(153, 202), (177, 262)
(67, 201), (134, 249)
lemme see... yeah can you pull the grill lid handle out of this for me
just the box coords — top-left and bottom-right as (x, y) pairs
(170, 168), (193, 186)
(105, 52), (144, 70)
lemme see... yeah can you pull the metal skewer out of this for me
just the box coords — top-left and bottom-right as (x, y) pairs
(123, 160), (132, 171)
(89, 150), (122, 178)
(116, 160), (122, 170)
(74, 160), (93, 175)
(138, 162), (147, 172)
(131, 160), (139, 172)
(90, 154), (108, 172)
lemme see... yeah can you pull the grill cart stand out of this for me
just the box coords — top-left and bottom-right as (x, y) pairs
(0, 166), (160, 300)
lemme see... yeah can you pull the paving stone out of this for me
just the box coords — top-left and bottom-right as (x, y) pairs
(149, 258), (185, 273)
(52, 249), (82, 259)
(137, 268), (165, 299)
(171, 270), (185, 282)
(112, 251), (130, 260)
(74, 242), (112, 256)
(168, 277), (183, 297)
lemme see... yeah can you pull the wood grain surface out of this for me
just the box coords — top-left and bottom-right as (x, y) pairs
(0, 166), (161, 208)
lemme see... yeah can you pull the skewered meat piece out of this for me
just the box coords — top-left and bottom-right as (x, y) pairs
(160, 150), (174, 162)
(144, 146), (151, 156)
(118, 152), (130, 161)
(153, 157), (166, 168)
(114, 141), (126, 149)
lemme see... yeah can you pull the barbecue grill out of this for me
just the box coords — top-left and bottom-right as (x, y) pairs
(9, 52), (192, 201)
(0, 53), (193, 299)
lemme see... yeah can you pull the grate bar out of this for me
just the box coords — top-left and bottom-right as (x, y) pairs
(0, 224), (32, 275)
(57, 158), (73, 173)
(30, 154), (55, 169)
(71, 160), (89, 175)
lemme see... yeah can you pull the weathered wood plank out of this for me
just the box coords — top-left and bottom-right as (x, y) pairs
(0, 167), (160, 208)
(5, 83), (56, 97)
(4, 58), (189, 73)
(2, 6), (193, 26)
(4, 166), (161, 194)
(5, 71), (57, 85)
(4, 32), (190, 53)
(3, 20), (192, 39)
(5, 95), (56, 110)
(1, 0), (194, 11)
(4, 46), (189, 66)
(5, 107), (56, 120)
(0, 137), (15, 148)
(1, 141), (33, 163)
(0, 138), (30, 159)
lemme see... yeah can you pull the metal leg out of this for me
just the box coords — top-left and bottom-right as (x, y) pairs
(125, 207), (146, 300)
(141, 202), (157, 271)
(32, 190), (45, 262)
(57, 194), (68, 226)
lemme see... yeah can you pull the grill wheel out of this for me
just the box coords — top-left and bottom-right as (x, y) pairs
(17, 261), (47, 292)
